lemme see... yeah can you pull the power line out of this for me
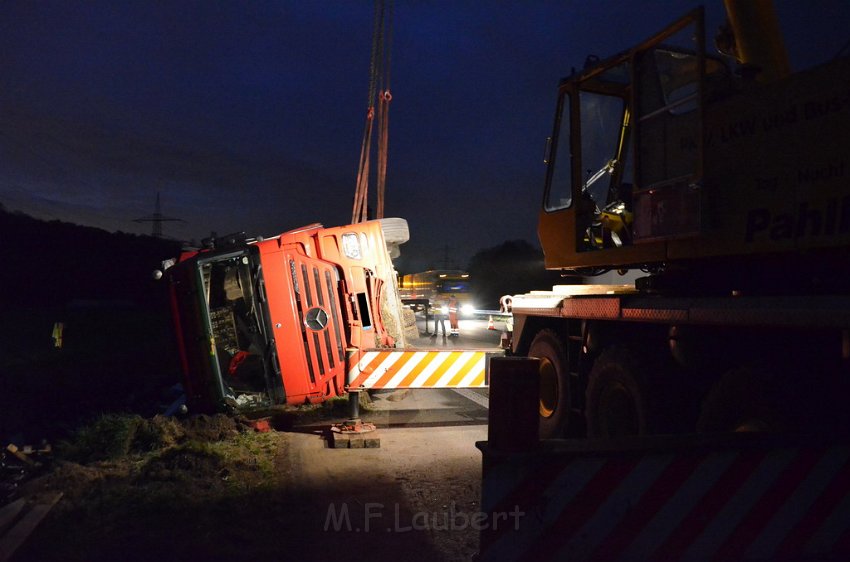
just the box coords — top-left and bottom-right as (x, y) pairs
(133, 192), (184, 238)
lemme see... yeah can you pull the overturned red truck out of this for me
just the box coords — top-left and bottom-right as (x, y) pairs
(161, 218), (418, 412)
(160, 217), (492, 414)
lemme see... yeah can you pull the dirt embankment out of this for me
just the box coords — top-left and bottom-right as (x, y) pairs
(12, 414), (282, 561)
(10, 411), (486, 562)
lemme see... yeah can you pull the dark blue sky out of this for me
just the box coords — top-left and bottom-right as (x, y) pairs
(1, 1), (847, 271)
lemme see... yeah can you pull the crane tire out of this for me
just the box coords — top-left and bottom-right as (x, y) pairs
(528, 329), (570, 439)
(697, 367), (783, 433)
(585, 346), (650, 438)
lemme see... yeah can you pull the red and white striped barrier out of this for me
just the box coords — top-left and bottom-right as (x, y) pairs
(478, 435), (850, 561)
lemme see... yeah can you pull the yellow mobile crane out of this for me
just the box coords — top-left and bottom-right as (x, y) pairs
(504, 1), (850, 439)
(475, 4), (850, 558)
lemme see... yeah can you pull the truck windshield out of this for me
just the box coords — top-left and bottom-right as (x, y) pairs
(200, 253), (269, 404)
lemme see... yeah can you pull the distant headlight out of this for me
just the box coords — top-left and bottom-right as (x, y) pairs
(461, 304), (475, 315)
(341, 233), (362, 259)
(440, 305), (449, 314)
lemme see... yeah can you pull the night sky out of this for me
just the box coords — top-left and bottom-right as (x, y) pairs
(1, 1), (847, 272)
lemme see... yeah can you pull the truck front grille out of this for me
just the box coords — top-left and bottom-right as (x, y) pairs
(290, 258), (345, 387)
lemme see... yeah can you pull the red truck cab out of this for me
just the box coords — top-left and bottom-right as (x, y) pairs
(163, 218), (410, 413)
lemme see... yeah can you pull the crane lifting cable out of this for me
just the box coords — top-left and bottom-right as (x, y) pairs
(352, 0), (393, 223)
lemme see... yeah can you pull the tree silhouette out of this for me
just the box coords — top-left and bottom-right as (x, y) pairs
(0, 207), (181, 307)
(467, 240), (566, 310)
(0, 207), (185, 441)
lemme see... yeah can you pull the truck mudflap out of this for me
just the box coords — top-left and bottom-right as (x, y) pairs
(476, 432), (850, 561)
(345, 349), (501, 390)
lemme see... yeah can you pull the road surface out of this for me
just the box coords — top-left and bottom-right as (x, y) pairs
(412, 312), (507, 350)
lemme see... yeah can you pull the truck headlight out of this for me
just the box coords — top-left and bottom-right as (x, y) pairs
(341, 233), (362, 259)
(461, 304), (475, 315)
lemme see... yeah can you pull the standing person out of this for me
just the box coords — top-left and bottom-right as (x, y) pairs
(430, 299), (447, 338)
(448, 294), (460, 337)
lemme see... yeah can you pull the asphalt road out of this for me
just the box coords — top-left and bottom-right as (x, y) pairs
(410, 313), (507, 350)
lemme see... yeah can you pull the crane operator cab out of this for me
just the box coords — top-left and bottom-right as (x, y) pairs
(538, 9), (730, 274)
(539, 4), (850, 295)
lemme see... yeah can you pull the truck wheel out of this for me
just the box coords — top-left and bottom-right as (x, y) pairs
(378, 218), (410, 245)
(528, 330), (570, 438)
(401, 307), (419, 340)
(585, 347), (649, 438)
(697, 368), (782, 433)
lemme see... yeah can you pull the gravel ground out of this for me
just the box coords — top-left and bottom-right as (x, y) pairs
(10, 416), (488, 562)
(282, 425), (487, 561)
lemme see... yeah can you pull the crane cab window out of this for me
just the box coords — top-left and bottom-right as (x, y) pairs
(580, 91), (629, 210)
(545, 93), (574, 212)
(544, 61), (631, 215)
(544, 60), (633, 250)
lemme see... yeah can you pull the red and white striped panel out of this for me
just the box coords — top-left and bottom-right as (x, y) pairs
(346, 350), (489, 390)
(479, 443), (850, 561)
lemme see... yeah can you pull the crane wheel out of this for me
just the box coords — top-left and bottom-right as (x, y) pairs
(528, 329), (570, 439)
(585, 347), (649, 438)
(697, 367), (782, 433)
